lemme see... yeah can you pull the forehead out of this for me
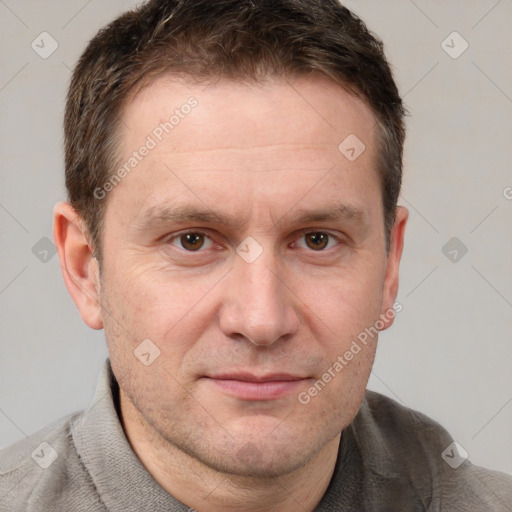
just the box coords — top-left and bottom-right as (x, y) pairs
(121, 74), (376, 154)
(107, 74), (381, 229)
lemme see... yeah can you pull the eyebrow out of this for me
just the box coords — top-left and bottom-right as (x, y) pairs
(282, 205), (366, 226)
(135, 203), (368, 233)
(135, 205), (246, 231)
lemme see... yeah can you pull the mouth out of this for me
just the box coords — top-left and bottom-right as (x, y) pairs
(204, 373), (310, 401)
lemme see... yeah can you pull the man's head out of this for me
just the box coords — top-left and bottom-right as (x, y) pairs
(63, 0), (406, 263)
(54, 0), (408, 482)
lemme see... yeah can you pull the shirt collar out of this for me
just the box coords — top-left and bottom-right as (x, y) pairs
(71, 359), (188, 512)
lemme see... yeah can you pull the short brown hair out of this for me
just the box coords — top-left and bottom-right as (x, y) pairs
(65, 0), (406, 262)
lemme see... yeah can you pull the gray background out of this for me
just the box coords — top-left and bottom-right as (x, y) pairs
(1, 0), (511, 475)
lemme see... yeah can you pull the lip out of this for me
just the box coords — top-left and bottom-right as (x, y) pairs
(205, 373), (309, 401)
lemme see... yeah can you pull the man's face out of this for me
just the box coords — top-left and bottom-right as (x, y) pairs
(96, 75), (404, 477)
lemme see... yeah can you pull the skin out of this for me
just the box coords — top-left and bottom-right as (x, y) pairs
(54, 74), (408, 512)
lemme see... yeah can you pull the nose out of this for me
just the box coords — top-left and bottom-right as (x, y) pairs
(218, 246), (300, 346)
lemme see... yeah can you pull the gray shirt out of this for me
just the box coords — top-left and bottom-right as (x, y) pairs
(1, 360), (511, 511)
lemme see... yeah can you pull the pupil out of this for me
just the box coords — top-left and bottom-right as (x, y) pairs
(308, 233), (328, 250)
(183, 233), (203, 250)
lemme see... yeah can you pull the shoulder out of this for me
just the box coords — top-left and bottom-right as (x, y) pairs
(352, 390), (512, 510)
(0, 411), (104, 512)
(360, 389), (454, 448)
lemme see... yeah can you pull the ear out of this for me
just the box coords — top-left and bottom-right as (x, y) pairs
(53, 202), (103, 329)
(378, 206), (408, 331)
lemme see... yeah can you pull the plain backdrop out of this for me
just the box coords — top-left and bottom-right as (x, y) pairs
(0, 0), (511, 475)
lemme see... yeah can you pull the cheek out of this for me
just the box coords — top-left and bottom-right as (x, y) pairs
(303, 319), (378, 425)
(100, 262), (224, 367)
(293, 265), (383, 401)
(105, 257), (202, 323)
(99, 272), (202, 415)
(295, 264), (384, 335)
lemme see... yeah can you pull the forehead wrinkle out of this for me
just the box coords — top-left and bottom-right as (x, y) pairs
(145, 146), (341, 175)
(160, 143), (336, 155)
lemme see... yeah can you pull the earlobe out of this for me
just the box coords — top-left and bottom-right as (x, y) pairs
(53, 202), (104, 330)
(379, 206), (408, 331)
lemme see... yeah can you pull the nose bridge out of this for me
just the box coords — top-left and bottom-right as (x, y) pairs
(220, 240), (298, 346)
(244, 253), (281, 311)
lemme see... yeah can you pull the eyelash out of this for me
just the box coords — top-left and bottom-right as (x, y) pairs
(165, 229), (343, 253)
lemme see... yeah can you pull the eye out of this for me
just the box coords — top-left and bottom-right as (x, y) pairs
(169, 231), (214, 251)
(295, 232), (340, 251)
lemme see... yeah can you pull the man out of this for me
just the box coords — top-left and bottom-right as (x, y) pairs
(1, 0), (511, 510)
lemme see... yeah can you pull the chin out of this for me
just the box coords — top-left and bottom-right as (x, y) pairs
(179, 423), (322, 479)
(203, 444), (312, 479)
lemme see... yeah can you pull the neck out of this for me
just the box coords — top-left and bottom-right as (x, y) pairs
(119, 391), (340, 512)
